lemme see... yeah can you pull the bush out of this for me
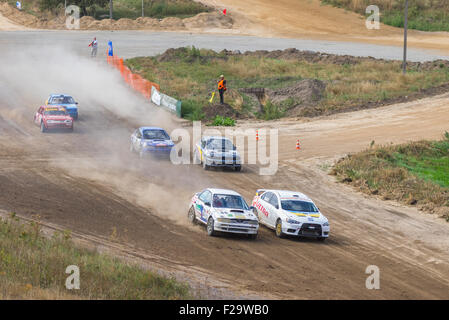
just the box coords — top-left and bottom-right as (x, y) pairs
(260, 100), (284, 120)
(180, 99), (204, 120)
(210, 115), (235, 126)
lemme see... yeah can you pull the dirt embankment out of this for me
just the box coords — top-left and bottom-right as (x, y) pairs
(0, 3), (233, 31)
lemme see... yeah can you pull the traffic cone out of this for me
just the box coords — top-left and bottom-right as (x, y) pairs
(256, 130), (259, 141)
(296, 139), (301, 150)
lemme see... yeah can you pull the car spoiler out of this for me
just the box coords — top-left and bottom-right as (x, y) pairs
(255, 189), (266, 196)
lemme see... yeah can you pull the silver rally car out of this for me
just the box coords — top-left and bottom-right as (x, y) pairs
(252, 189), (330, 241)
(194, 136), (242, 171)
(188, 188), (259, 239)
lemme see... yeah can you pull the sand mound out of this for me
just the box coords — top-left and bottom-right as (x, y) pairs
(184, 12), (233, 29)
(0, 3), (233, 31)
(160, 17), (185, 29)
(203, 103), (240, 119)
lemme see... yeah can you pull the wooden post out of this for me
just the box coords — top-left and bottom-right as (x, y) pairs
(402, 0), (409, 74)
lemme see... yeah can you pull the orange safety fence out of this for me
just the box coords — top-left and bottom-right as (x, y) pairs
(107, 54), (160, 100)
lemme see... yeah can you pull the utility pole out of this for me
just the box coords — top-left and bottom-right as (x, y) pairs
(402, 0), (409, 74)
(142, 0), (144, 17)
(109, 0), (113, 19)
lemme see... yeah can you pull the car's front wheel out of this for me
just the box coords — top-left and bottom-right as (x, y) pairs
(207, 217), (216, 236)
(188, 207), (197, 224)
(248, 233), (257, 240)
(40, 122), (46, 133)
(275, 219), (285, 238)
(317, 237), (326, 242)
(234, 166), (242, 172)
(203, 160), (210, 170)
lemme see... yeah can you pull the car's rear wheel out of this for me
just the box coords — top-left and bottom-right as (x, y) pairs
(275, 219), (285, 238)
(234, 166), (242, 172)
(207, 217), (216, 236)
(188, 207), (197, 224)
(40, 122), (46, 133)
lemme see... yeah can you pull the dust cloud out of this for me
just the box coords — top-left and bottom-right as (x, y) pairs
(0, 45), (211, 225)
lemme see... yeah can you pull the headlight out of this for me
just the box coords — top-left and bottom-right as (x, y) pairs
(286, 218), (300, 224)
(65, 120), (72, 123)
(247, 220), (259, 225)
(323, 222), (329, 227)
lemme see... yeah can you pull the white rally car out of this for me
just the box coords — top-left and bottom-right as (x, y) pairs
(188, 188), (259, 239)
(194, 136), (242, 171)
(252, 189), (330, 240)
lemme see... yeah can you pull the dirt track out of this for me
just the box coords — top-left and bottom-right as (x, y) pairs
(1, 46), (449, 298)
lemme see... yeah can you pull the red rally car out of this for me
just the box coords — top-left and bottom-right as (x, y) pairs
(34, 106), (74, 133)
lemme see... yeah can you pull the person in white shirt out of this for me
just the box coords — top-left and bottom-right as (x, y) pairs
(88, 37), (98, 57)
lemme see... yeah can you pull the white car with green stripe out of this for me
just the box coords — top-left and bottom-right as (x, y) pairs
(188, 188), (259, 239)
(252, 189), (330, 241)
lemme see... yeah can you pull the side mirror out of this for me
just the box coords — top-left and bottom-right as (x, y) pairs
(75, 102), (79, 105)
(249, 206), (255, 211)
(204, 202), (211, 207)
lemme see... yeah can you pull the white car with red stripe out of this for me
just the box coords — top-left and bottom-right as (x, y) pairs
(188, 188), (259, 239)
(252, 189), (330, 240)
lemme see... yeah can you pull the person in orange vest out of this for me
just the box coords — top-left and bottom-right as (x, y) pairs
(217, 75), (227, 104)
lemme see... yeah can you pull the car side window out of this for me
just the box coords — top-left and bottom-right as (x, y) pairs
(199, 191), (211, 206)
(136, 131), (142, 139)
(201, 139), (206, 149)
(269, 194), (279, 209)
(261, 192), (272, 202)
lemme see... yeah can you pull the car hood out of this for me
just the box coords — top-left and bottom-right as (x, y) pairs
(214, 208), (257, 220)
(284, 210), (327, 223)
(205, 149), (239, 157)
(143, 139), (174, 146)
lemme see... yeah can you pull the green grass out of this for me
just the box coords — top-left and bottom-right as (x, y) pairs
(0, 0), (210, 20)
(322, 0), (449, 32)
(331, 133), (449, 218)
(209, 115), (235, 126)
(125, 47), (449, 120)
(93, 0), (210, 20)
(0, 214), (192, 299)
(389, 137), (449, 188)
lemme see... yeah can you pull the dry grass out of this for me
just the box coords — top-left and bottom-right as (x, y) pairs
(323, 0), (449, 31)
(0, 215), (192, 299)
(331, 135), (449, 219)
(126, 48), (449, 119)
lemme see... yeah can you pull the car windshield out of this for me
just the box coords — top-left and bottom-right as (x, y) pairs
(281, 200), (318, 213)
(44, 110), (67, 116)
(143, 129), (169, 140)
(207, 139), (234, 151)
(213, 194), (249, 210)
(51, 96), (75, 104)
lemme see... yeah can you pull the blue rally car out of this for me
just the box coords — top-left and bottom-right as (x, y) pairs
(46, 94), (79, 120)
(130, 127), (175, 158)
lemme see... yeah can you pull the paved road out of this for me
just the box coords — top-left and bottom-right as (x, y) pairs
(1, 30), (448, 61)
